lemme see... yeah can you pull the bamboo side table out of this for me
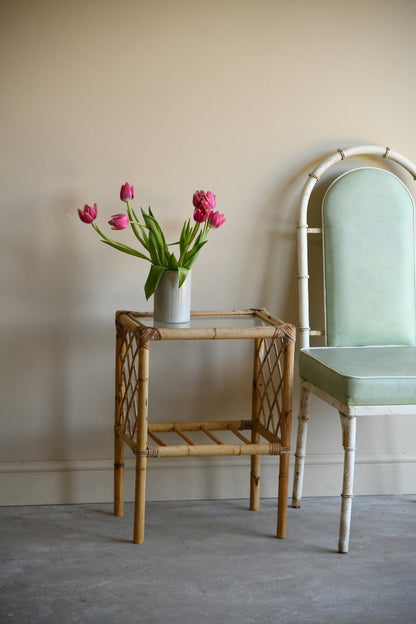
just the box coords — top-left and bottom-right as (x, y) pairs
(114, 308), (295, 544)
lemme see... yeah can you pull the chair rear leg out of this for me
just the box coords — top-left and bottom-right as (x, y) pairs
(338, 413), (357, 554)
(292, 385), (311, 508)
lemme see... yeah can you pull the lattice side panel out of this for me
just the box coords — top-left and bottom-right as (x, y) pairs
(254, 336), (285, 441)
(117, 332), (141, 443)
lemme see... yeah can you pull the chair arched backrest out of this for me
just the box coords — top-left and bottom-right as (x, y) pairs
(297, 145), (416, 349)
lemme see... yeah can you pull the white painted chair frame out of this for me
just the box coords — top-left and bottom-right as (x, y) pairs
(292, 144), (416, 553)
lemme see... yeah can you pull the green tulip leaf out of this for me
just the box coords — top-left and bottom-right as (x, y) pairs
(101, 240), (150, 261)
(144, 264), (166, 300)
(178, 267), (189, 288)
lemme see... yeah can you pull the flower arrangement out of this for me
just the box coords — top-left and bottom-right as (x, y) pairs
(78, 183), (225, 299)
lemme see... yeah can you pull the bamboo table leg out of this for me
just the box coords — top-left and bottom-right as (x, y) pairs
(250, 338), (262, 511)
(133, 343), (150, 544)
(277, 452), (289, 538)
(114, 324), (126, 517)
(114, 435), (125, 517)
(277, 335), (294, 538)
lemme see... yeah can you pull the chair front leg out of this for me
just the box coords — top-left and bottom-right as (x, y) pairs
(292, 385), (311, 508)
(338, 412), (357, 554)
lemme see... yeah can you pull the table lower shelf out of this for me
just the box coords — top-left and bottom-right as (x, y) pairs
(115, 419), (289, 458)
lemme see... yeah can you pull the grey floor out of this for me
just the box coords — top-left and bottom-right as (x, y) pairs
(1, 496), (415, 624)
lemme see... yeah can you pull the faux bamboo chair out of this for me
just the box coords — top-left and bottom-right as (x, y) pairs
(292, 145), (416, 553)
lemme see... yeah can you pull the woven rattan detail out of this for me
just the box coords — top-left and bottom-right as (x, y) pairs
(134, 446), (160, 458)
(268, 442), (281, 455)
(253, 336), (286, 440)
(275, 323), (296, 346)
(115, 331), (141, 442)
(134, 326), (162, 349)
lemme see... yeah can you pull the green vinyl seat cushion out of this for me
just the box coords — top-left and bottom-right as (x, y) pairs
(299, 346), (416, 406)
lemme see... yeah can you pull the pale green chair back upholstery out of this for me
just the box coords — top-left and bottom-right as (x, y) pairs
(322, 167), (416, 347)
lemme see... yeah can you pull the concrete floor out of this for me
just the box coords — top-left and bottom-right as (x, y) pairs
(0, 495), (415, 624)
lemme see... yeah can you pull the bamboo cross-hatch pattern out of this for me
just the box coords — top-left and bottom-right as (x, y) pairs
(113, 309), (295, 544)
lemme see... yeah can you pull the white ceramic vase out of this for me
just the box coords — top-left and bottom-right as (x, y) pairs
(153, 270), (191, 324)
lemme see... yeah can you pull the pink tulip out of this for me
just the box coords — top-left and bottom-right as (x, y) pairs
(109, 213), (129, 230)
(120, 182), (134, 202)
(193, 207), (210, 223)
(208, 210), (226, 228)
(78, 203), (98, 224)
(192, 190), (216, 212)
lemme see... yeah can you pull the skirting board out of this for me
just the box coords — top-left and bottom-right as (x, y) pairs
(0, 453), (415, 506)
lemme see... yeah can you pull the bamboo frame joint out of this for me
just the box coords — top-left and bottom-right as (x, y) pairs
(115, 315), (128, 339)
(134, 445), (160, 458)
(269, 442), (282, 455)
(276, 323), (296, 346)
(239, 420), (253, 430)
(338, 147), (346, 160)
(134, 326), (162, 349)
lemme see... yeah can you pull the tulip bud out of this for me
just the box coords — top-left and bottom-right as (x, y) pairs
(193, 207), (210, 223)
(108, 213), (129, 230)
(208, 210), (226, 228)
(78, 203), (98, 224)
(120, 182), (134, 202)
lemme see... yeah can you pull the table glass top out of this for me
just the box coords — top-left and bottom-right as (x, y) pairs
(133, 312), (275, 330)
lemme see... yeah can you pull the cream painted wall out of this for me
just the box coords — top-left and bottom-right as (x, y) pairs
(1, 0), (415, 505)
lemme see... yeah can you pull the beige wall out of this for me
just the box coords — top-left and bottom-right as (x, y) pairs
(1, 0), (415, 504)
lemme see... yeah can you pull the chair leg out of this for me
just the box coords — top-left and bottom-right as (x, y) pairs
(292, 385), (311, 508)
(338, 412), (357, 554)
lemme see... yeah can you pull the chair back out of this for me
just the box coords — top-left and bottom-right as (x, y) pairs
(323, 167), (416, 346)
(297, 146), (416, 349)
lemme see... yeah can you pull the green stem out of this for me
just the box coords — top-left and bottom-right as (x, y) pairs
(91, 222), (152, 262)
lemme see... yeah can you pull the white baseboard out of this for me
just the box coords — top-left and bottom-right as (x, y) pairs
(0, 453), (415, 506)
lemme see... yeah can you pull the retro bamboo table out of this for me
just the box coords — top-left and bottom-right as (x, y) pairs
(114, 308), (295, 544)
